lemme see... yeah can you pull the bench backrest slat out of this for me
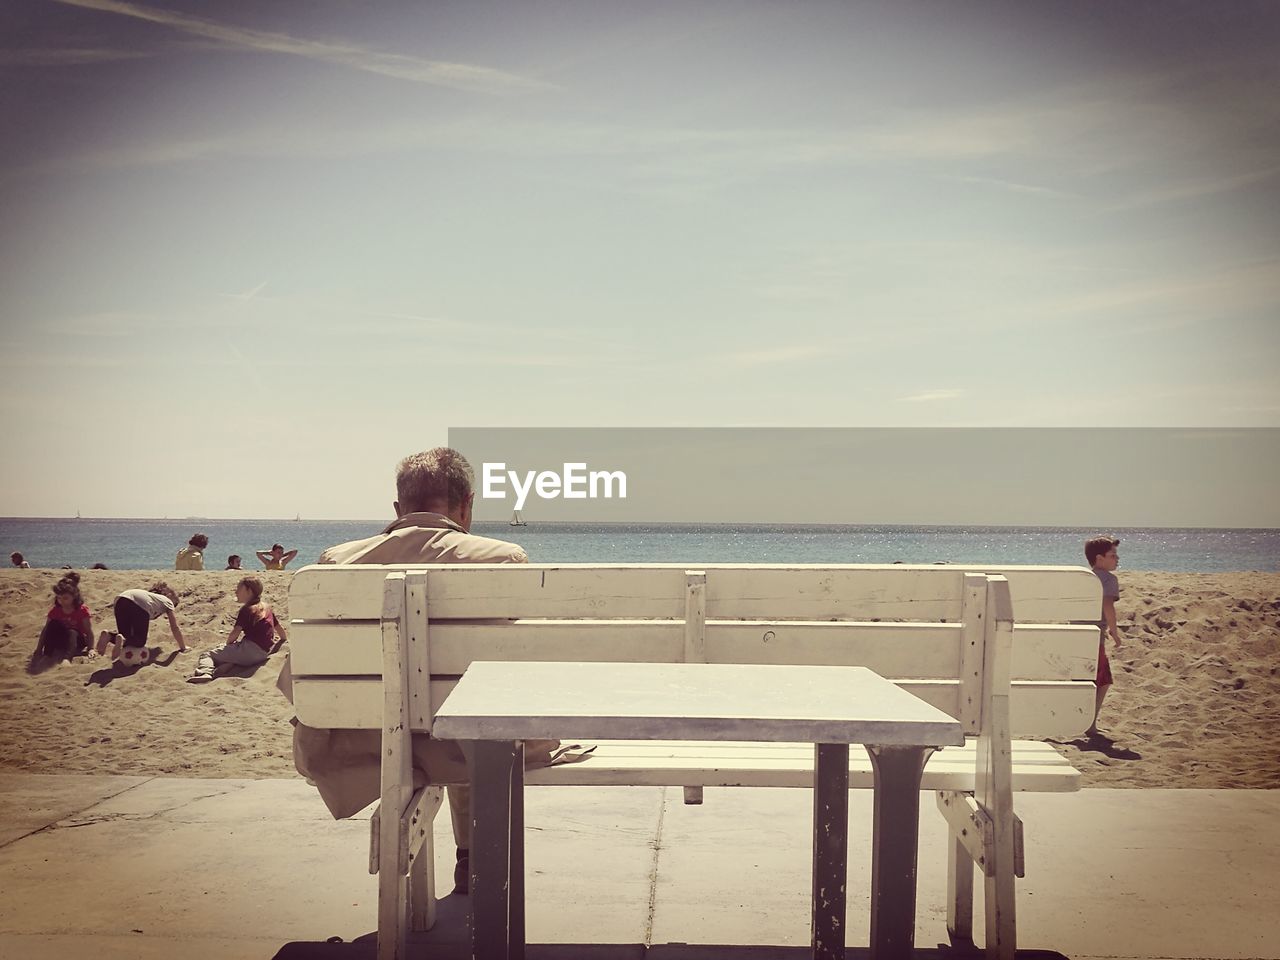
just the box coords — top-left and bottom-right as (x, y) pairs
(289, 564), (1100, 622)
(289, 619), (1098, 682)
(288, 563), (1100, 741)
(289, 675), (1089, 738)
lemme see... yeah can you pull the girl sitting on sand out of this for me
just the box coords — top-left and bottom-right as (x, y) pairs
(187, 576), (286, 683)
(97, 582), (188, 660)
(37, 572), (94, 659)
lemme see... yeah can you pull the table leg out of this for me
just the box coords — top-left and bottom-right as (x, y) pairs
(510, 741), (525, 955)
(865, 745), (933, 960)
(465, 740), (523, 960)
(812, 742), (850, 960)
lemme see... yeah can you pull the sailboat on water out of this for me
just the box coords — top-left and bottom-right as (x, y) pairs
(509, 510), (527, 527)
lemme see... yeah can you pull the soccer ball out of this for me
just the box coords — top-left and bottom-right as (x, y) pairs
(117, 645), (152, 667)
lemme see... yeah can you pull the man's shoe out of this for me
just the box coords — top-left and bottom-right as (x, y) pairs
(452, 852), (469, 895)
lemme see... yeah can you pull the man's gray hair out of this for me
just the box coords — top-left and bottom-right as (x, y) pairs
(395, 447), (475, 512)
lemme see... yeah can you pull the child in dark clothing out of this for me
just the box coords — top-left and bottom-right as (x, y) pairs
(96, 581), (188, 660)
(38, 572), (94, 659)
(187, 576), (286, 683)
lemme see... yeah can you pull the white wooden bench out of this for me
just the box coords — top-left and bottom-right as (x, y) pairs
(287, 563), (1101, 960)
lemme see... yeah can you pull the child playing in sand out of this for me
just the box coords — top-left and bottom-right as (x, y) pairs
(37, 572), (94, 659)
(225, 555), (242, 570)
(255, 543), (298, 570)
(11, 551), (30, 568)
(187, 576), (286, 683)
(97, 582), (188, 659)
(1085, 535), (1124, 736)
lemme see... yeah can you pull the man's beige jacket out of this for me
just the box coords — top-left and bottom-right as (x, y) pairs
(278, 512), (556, 818)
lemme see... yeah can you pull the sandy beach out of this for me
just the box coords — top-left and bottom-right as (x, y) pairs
(0, 568), (1277, 788)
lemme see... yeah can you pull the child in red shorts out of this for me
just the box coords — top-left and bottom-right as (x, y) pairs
(1085, 535), (1124, 736)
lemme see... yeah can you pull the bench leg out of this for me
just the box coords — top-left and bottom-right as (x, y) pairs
(377, 841), (407, 960)
(409, 831), (436, 932)
(984, 847), (1016, 960)
(946, 830), (975, 946)
(866, 745), (931, 960)
(466, 740), (524, 960)
(510, 743), (525, 952)
(812, 743), (849, 960)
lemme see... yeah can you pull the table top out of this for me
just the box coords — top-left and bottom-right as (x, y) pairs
(432, 661), (965, 746)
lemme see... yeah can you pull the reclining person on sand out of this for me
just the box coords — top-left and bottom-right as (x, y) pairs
(188, 576), (285, 684)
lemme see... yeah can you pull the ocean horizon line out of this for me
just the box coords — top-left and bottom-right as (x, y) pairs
(3, 516), (1278, 532)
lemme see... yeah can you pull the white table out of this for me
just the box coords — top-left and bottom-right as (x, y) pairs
(433, 660), (965, 960)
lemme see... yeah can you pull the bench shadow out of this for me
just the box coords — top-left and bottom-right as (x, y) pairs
(1065, 731), (1142, 761)
(273, 942), (1069, 960)
(84, 648), (177, 688)
(272, 897), (1070, 959)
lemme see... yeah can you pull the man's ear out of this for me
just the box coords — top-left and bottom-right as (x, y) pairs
(393, 500), (404, 518)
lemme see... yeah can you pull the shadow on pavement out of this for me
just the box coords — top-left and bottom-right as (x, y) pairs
(273, 892), (1071, 959)
(275, 938), (1069, 960)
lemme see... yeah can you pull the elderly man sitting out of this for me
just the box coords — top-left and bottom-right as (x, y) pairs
(278, 446), (561, 894)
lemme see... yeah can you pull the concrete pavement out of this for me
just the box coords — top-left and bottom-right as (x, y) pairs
(0, 773), (1277, 959)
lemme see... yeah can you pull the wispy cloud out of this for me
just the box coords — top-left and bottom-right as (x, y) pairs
(1034, 257), (1280, 327)
(940, 174), (1075, 200)
(899, 389), (966, 403)
(1102, 163), (1280, 212)
(223, 280), (268, 302)
(719, 345), (828, 369)
(30, 311), (163, 340)
(52, 0), (555, 93)
(0, 47), (153, 66)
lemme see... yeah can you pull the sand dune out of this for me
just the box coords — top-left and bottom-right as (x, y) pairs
(0, 568), (1277, 788)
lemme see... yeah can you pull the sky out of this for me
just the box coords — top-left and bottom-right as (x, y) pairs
(1, 1), (1278, 521)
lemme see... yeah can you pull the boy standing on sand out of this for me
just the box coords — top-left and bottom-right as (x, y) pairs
(1085, 535), (1123, 736)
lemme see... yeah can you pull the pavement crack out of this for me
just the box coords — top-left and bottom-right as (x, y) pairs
(0, 776), (157, 850)
(642, 786), (667, 948)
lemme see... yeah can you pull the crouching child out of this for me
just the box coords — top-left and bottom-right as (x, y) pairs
(97, 581), (187, 663)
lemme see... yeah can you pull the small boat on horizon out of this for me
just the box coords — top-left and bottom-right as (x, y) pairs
(510, 510), (527, 527)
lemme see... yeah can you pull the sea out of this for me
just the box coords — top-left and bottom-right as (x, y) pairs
(2, 518), (1278, 572)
